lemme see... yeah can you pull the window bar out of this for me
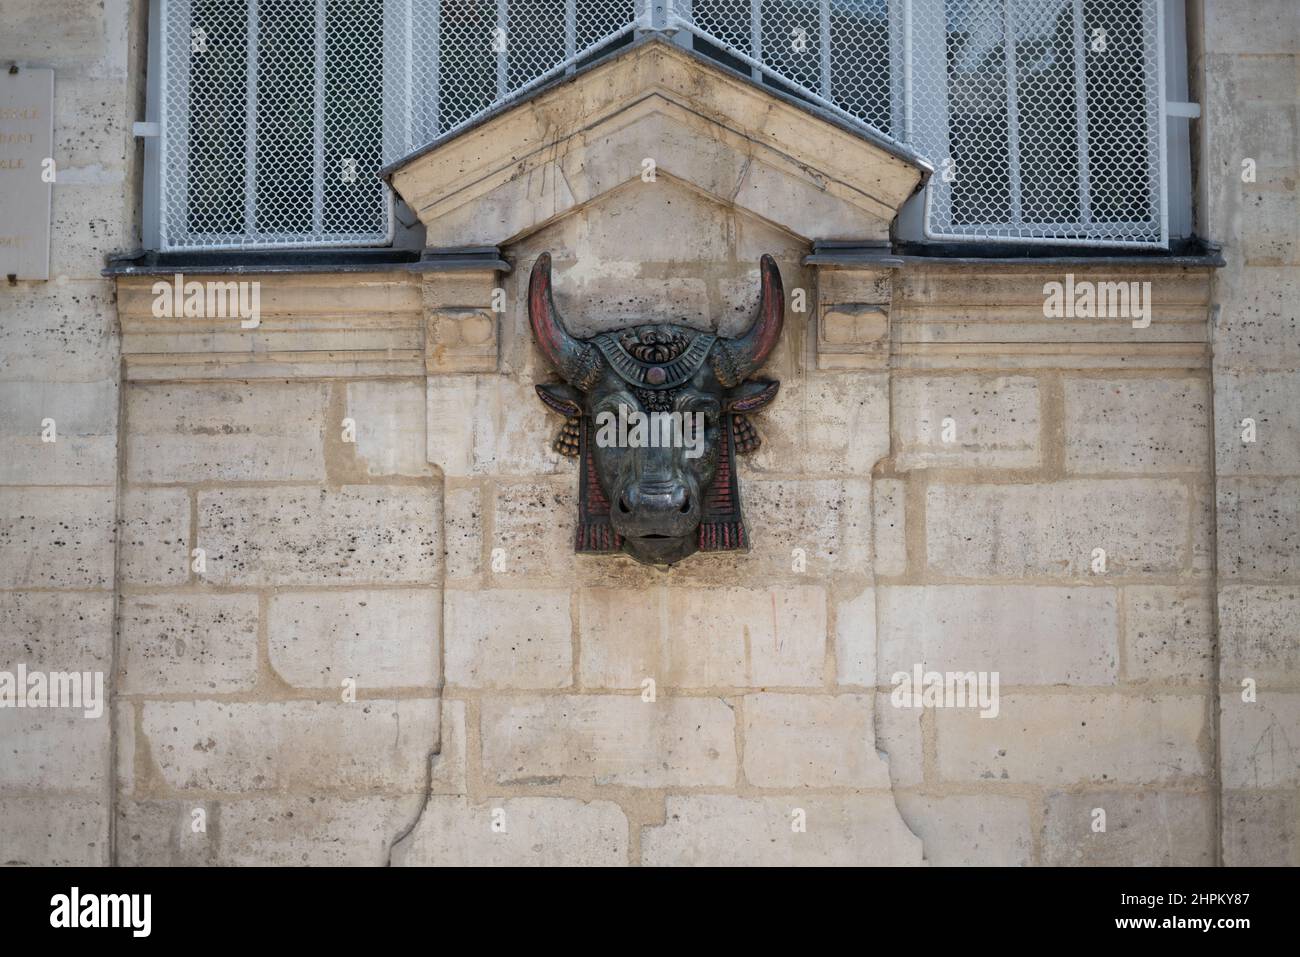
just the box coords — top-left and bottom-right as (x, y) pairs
(496, 0), (508, 100)
(1001, 0), (1023, 228)
(244, 0), (259, 237)
(403, 0), (414, 153)
(313, 0), (326, 237)
(818, 0), (830, 99)
(431, 0), (442, 136)
(1070, 0), (1092, 229)
(565, 0), (576, 74)
(750, 0), (761, 82)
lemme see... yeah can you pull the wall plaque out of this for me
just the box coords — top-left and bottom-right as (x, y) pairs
(0, 67), (54, 280)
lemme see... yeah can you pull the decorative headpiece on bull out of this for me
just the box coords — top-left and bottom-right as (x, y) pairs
(530, 252), (784, 566)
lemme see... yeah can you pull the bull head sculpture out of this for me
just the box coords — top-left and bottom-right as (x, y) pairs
(530, 252), (784, 566)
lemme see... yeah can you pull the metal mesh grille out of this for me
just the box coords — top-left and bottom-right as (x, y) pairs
(155, 0), (1165, 250)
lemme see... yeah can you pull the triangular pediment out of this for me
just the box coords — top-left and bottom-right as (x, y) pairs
(385, 37), (927, 248)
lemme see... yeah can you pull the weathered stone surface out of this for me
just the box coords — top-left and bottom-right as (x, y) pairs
(741, 479), (871, 576)
(119, 593), (260, 694)
(0, 798), (107, 865)
(1218, 585), (1300, 684)
(1064, 378), (1210, 474)
(872, 478), (907, 576)
(1123, 586), (1214, 684)
(197, 486), (439, 586)
(834, 586), (876, 687)
(926, 480), (1190, 578)
(481, 695), (736, 788)
(1222, 790), (1300, 866)
(393, 797), (628, 867)
(1041, 790), (1214, 866)
(0, 283), (118, 382)
(0, 379), (118, 485)
(879, 585), (1118, 685)
(140, 700), (437, 793)
(800, 373), (891, 474)
(0, 487), (115, 588)
(895, 794), (1033, 866)
(490, 481), (576, 578)
(894, 375), (1040, 470)
(875, 692), (924, 788)
(1217, 478), (1300, 579)
(127, 382), (329, 483)
(443, 483), (483, 580)
(220, 796), (425, 866)
(1214, 371), (1300, 475)
(268, 589), (439, 689)
(0, 708), (108, 791)
(346, 379), (434, 477)
(444, 589), (572, 689)
(1220, 693), (1300, 790)
(114, 800), (215, 867)
(0, 591), (112, 671)
(936, 694), (1207, 785)
(642, 794), (924, 866)
(743, 693), (892, 788)
(119, 487), (189, 586)
(578, 585), (826, 689)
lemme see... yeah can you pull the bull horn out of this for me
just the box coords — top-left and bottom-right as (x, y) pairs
(528, 252), (602, 391)
(712, 254), (784, 387)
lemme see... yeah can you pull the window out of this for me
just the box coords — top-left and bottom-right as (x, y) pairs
(144, 0), (1186, 250)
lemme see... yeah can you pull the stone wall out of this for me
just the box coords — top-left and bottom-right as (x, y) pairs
(1203, 0), (1300, 866)
(0, 0), (138, 865)
(0, 0), (1297, 868)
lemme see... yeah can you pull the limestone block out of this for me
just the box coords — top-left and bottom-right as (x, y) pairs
(894, 375), (1040, 470)
(872, 478), (907, 576)
(0, 798), (107, 866)
(833, 585), (876, 687)
(935, 694), (1207, 786)
(0, 486), (115, 588)
(196, 486), (439, 587)
(641, 794), (923, 866)
(345, 379), (434, 477)
(1222, 790), (1300, 866)
(1041, 790), (1214, 866)
(1220, 693), (1300, 789)
(577, 585), (827, 689)
(0, 591), (112, 672)
(878, 585), (1119, 685)
(443, 589), (572, 690)
(1064, 377), (1210, 474)
(392, 797), (628, 867)
(140, 699), (438, 793)
(481, 695), (736, 788)
(268, 589), (440, 689)
(1214, 371), (1300, 475)
(742, 693), (892, 789)
(1218, 585), (1300, 684)
(0, 379), (118, 485)
(895, 794), (1033, 866)
(926, 480), (1190, 578)
(126, 382), (329, 483)
(119, 593), (259, 694)
(1217, 477), (1300, 578)
(1123, 586), (1214, 684)
(119, 487), (190, 586)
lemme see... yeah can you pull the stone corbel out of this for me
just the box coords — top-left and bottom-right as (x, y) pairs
(421, 249), (509, 374)
(808, 245), (900, 370)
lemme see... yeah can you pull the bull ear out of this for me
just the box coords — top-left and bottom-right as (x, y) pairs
(536, 382), (583, 417)
(725, 378), (779, 413)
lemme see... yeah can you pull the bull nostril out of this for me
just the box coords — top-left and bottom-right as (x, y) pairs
(678, 495), (691, 514)
(618, 495), (632, 514)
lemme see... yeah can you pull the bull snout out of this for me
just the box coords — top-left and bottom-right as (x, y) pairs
(613, 480), (700, 539)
